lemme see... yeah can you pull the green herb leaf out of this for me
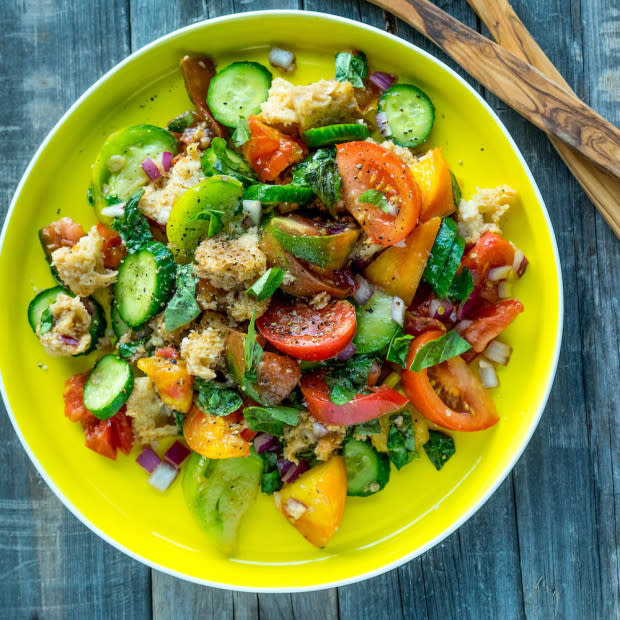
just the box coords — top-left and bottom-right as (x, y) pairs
(324, 355), (375, 405)
(246, 267), (285, 302)
(244, 310), (263, 383)
(386, 331), (415, 368)
(409, 330), (471, 372)
(387, 413), (418, 470)
(447, 267), (474, 303)
(39, 307), (53, 335)
(164, 264), (200, 332)
(201, 137), (256, 186)
(173, 410), (185, 435)
(449, 170), (461, 205)
(423, 430), (455, 470)
(167, 111), (195, 133)
(188, 208), (224, 237)
(358, 189), (390, 213)
(335, 50), (368, 88)
(111, 189), (153, 254)
(355, 418), (382, 435)
(118, 338), (145, 359)
(259, 451), (282, 494)
(194, 377), (243, 416)
(292, 147), (342, 211)
(232, 118), (251, 147)
(243, 406), (301, 436)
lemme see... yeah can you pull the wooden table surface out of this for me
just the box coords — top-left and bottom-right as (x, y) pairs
(1, 1), (617, 618)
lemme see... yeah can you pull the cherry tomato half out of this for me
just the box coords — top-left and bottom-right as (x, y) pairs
(462, 299), (524, 353)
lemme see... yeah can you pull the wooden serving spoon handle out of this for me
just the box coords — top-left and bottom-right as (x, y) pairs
(465, 0), (619, 236)
(367, 0), (620, 182)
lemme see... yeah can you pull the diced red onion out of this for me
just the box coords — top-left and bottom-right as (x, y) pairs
(279, 459), (309, 484)
(479, 364), (499, 388)
(242, 200), (262, 226)
(269, 47), (296, 72)
(512, 248), (529, 278)
(483, 339), (513, 365)
(353, 275), (374, 306)
(488, 265), (513, 281)
(369, 71), (396, 91)
(385, 200), (399, 217)
(254, 433), (280, 454)
(453, 320), (472, 335)
(325, 222), (348, 235)
(58, 334), (79, 346)
(163, 441), (191, 467)
(351, 256), (373, 272)
(393, 239), (407, 248)
(312, 421), (329, 439)
(429, 298), (454, 321)
(497, 280), (511, 299)
(147, 461), (178, 491)
(375, 111), (392, 137)
(161, 151), (173, 172)
(391, 296), (406, 327)
(141, 157), (161, 181)
(81, 299), (94, 316)
(101, 202), (126, 218)
(137, 447), (161, 473)
(335, 341), (357, 361)
(284, 498), (308, 520)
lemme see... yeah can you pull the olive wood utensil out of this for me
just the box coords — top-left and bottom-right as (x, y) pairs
(367, 0), (620, 185)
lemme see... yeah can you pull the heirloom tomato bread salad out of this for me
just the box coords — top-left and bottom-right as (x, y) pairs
(29, 49), (527, 551)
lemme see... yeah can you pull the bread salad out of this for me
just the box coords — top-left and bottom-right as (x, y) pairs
(29, 49), (527, 551)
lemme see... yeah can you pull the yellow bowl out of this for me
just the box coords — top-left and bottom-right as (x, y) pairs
(0, 11), (562, 591)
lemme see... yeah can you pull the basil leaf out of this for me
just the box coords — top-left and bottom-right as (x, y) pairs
(435, 237), (465, 299)
(201, 137), (256, 186)
(324, 354), (375, 405)
(258, 451), (282, 494)
(423, 218), (467, 298)
(232, 118), (251, 147)
(194, 377), (243, 416)
(387, 413), (418, 470)
(409, 330), (471, 372)
(111, 189), (152, 254)
(39, 307), (53, 335)
(386, 331), (415, 368)
(188, 208), (224, 237)
(173, 410), (185, 435)
(164, 264), (200, 332)
(244, 310), (263, 383)
(167, 111), (195, 133)
(450, 170), (461, 205)
(335, 50), (368, 88)
(118, 338), (145, 359)
(423, 430), (455, 470)
(355, 418), (382, 435)
(246, 267), (285, 301)
(358, 189), (390, 213)
(447, 267), (474, 303)
(292, 147), (342, 211)
(243, 406), (301, 436)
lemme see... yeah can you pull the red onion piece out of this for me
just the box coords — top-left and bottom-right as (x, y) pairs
(479, 363), (499, 388)
(512, 248), (529, 278)
(161, 151), (173, 172)
(369, 71), (396, 91)
(137, 447), (161, 473)
(148, 462), (178, 491)
(488, 265), (513, 281)
(269, 47), (296, 72)
(375, 111), (392, 137)
(497, 280), (511, 299)
(453, 320), (473, 335)
(312, 421), (329, 439)
(335, 341), (357, 361)
(353, 274), (374, 306)
(284, 498), (308, 520)
(325, 222), (348, 235)
(483, 339), (513, 365)
(141, 157), (161, 181)
(279, 459), (310, 484)
(101, 202), (126, 218)
(164, 441), (191, 467)
(254, 433), (280, 454)
(429, 299), (454, 321)
(81, 299), (94, 316)
(58, 334), (79, 346)
(391, 296), (406, 327)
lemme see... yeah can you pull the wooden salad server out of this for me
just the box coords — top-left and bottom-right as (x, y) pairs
(368, 0), (620, 235)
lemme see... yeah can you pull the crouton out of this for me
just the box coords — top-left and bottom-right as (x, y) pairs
(51, 227), (117, 296)
(457, 185), (516, 244)
(179, 312), (228, 381)
(196, 279), (269, 323)
(125, 376), (178, 445)
(283, 410), (346, 463)
(37, 294), (92, 357)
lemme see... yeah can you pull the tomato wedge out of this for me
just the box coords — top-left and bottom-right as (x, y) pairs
(301, 374), (409, 426)
(96, 222), (126, 269)
(462, 299), (524, 353)
(461, 231), (515, 285)
(40, 218), (85, 253)
(256, 299), (356, 361)
(402, 330), (498, 431)
(336, 141), (421, 246)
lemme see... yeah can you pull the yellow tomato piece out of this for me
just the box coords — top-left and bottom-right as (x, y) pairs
(136, 356), (194, 413)
(275, 456), (347, 548)
(183, 405), (250, 459)
(410, 148), (455, 221)
(364, 217), (441, 305)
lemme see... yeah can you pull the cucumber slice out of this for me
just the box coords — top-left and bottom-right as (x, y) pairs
(83, 354), (134, 419)
(115, 241), (176, 327)
(303, 123), (369, 148)
(90, 125), (178, 223)
(27, 286), (106, 355)
(111, 301), (130, 339)
(378, 84), (435, 148)
(182, 451), (263, 551)
(352, 290), (400, 354)
(207, 61), (272, 128)
(166, 175), (244, 262)
(201, 137), (256, 187)
(343, 438), (390, 497)
(243, 184), (314, 205)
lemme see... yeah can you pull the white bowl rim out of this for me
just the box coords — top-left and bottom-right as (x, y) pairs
(0, 9), (564, 593)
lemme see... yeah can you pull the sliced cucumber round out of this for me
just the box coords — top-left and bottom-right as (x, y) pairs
(207, 61), (272, 128)
(378, 84), (435, 148)
(201, 137), (256, 187)
(115, 241), (176, 327)
(83, 354), (134, 419)
(352, 290), (401, 354)
(343, 438), (390, 497)
(243, 184), (314, 205)
(303, 123), (369, 148)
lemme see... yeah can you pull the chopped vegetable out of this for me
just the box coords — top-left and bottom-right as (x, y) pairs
(164, 263), (200, 332)
(243, 405), (300, 436)
(194, 377), (243, 417)
(409, 329), (471, 372)
(423, 430), (455, 470)
(335, 50), (368, 87)
(245, 266), (285, 301)
(111, 189), (152, 254)
(291, 147), (342, 212)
